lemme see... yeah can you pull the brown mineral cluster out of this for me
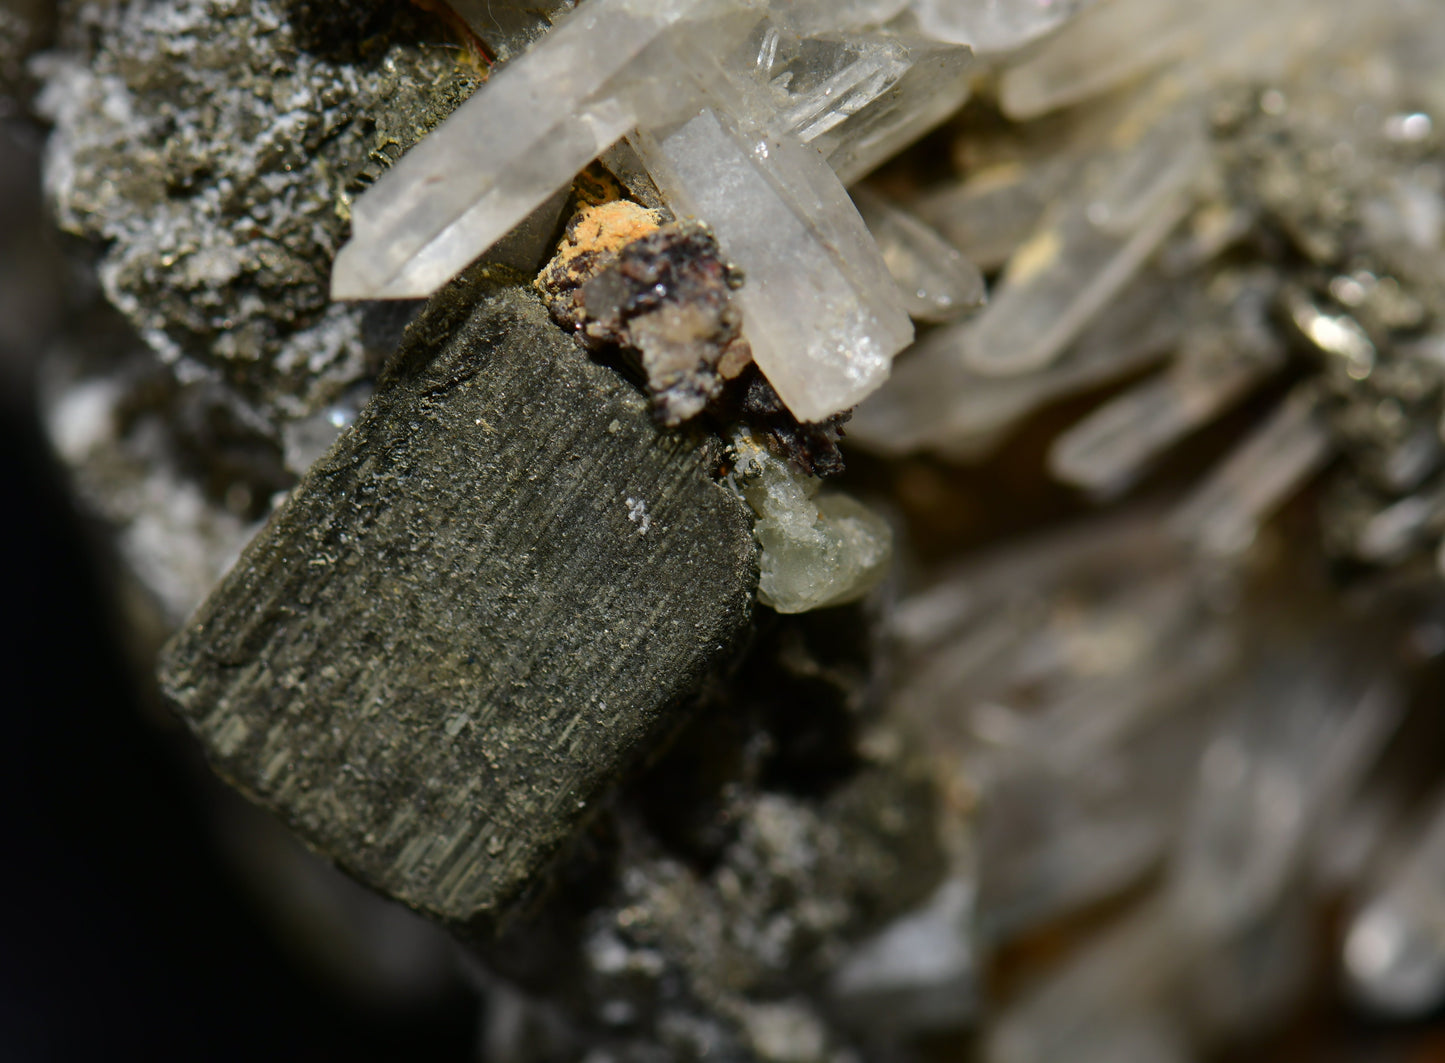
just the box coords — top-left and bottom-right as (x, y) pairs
(537, 198), (752, 425)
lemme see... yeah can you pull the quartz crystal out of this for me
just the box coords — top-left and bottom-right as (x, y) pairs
(330, 0), (988, 421)
(911, 0), (1090, 56)
(631, 73), (911, 421)
(853, 187), (986, 323)
(329, 0), (706, 300)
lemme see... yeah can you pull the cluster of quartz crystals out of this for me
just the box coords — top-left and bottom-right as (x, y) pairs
(853, 0), (1445, 570)
(879, 510), (1445, 1059)
(824, 0), (1445, 1055)
(332, 0), (1000, 422)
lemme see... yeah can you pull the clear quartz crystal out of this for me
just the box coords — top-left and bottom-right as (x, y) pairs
(853, 186), (986, 322)
(631, 31), (914, 421)
(910, 0), (1092, 56)
(1049, 341), (1277, 496)
(957, 105), (1205, 376)
(331, 0), (716, 300)
(916, 155), (1077, 271)
(890, 515), (1233, 936)
(789, 32), (974, 183)
(1171, 643), (1404, 935)
(1356, 478), (1445, 562)
(1170, 386), (1334, 557)
(851, 275), (1179, 457)
(332, 0), (983, 422)
(996, 0), (1324, 120)
(754, 22), (973, 181)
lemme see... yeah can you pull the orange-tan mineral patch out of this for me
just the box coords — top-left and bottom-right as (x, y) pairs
(551, 201), (663, 278)
(536, 200), (664, 328)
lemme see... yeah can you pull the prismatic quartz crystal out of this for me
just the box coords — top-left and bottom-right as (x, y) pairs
(330, 0), (987, 421)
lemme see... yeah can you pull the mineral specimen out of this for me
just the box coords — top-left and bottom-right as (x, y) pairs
(35, 0), (486, 422)
(537, 200), (751, 426)
(159, 278), (757, 925)
(330, 0), (943, 422)
(30, 0), (1445, 1059)
(731, 429), (891, 614)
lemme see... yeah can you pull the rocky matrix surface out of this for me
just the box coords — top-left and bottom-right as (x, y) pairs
(22, 0), (1445, 1060)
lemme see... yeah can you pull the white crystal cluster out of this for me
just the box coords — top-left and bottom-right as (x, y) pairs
(332, 0), (1003, 422)
(882, 510), (1426, 1059)
(850, 0), (1445, 566)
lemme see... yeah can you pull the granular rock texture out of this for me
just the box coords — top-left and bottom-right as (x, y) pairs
(37, 0), (484, 421)
(475, 607), (947, 1063)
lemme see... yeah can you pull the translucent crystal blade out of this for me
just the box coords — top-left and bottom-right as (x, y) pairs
(751, 23), (974, 183)
(887, 515), (1232, 937)
(916, 157), (1075, 271)
(854, 187), (986, 323)
(807, 34), (974, 184)
(1169, 387), (1334, 556)
(632, 37), (913, 420)
(1048, 354), (1269, 496)
(1345, 788), (1445, 1017)
(998, 0), (1334, 120)
(331, 0), (709, 300)
(1171, 640), (1405, 934)
(960, 121), (1201, 377)
(1356, 479), (1445, 563)
(997, 0), (1207, 120)
(910, 0), (1092, 56)
(850, 274), (1178, 457)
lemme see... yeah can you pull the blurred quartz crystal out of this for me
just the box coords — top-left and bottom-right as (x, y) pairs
(851, 0), (1445, 576)
(1345, 786), (1445, 1017)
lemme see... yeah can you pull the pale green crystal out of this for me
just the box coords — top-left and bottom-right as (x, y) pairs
(732, 432), (891, 614)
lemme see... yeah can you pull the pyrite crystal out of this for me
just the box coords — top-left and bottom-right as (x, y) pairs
(23, 0), (1445, 1059)
(159, 278), (757, 924)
